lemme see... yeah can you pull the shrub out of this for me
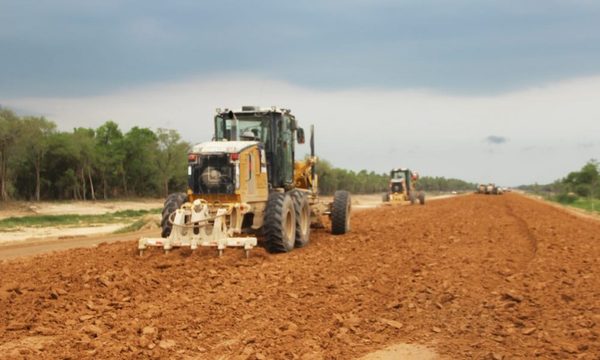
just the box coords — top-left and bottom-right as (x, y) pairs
(554, 192), (578, 204)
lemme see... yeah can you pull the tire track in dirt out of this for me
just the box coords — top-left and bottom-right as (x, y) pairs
(503, 202), (538, 265)
(0, 194), (599, 359)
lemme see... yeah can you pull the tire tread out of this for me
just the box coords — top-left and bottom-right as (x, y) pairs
(331, 190), (351, 235)
(264, 192), (295, 253)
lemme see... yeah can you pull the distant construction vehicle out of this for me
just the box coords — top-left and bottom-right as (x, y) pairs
(477, 183), (503, 195)
(382, 168), (425, 205)
(138, 106), (351, 257)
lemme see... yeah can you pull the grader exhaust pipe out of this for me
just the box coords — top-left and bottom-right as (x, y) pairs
(310, 125), (316, 184)
(228, 110), (239, 141)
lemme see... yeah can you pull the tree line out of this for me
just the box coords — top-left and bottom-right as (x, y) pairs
(0, 108), (189, 201)
(518, 160), (599, 203)
(1, 107), (477, 201)
(316, 159), (476, 195)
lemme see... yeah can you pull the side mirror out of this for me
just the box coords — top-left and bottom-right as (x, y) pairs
(296, 127), (305, 144)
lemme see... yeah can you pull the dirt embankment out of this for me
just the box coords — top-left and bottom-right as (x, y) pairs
(0, 194), (599, 359)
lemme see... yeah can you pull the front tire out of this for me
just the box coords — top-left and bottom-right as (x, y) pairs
(264, 192), (296, 253)
(161, 193), (187, 237)
(290, 190), (311, 248)
(331, 190), (351, 235)
(418, 192), (426, 205)
(382, 193), (390, 202)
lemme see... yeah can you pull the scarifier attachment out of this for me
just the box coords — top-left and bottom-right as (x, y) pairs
(138, 199), (257, 257)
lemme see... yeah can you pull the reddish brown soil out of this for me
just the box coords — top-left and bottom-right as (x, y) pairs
(1, 194), (599, 359)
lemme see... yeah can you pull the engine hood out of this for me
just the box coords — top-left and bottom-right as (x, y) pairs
(191, 140), (259, 154)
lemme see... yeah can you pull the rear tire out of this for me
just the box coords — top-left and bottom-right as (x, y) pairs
(409, 193), (416, 205)
(418, 192), (425, 205)
(263, 192), (296, 253)
(331, 190), (351, 235)
(382, 193), (390, 202)
(161, 193), (187, 237)
(290, 190), (311, 248)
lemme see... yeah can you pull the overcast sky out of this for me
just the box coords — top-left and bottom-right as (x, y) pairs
(2, 0), (600, 185)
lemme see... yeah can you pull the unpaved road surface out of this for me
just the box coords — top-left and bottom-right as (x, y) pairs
(0, 194), (446, 254)
(0, 230), (159, 261)
(1, 194), (599, 359)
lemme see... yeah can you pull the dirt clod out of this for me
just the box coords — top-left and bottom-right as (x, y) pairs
(158, 339), (176, 349)
(80, 325), (102, 337)
(379, 318), (403, 329)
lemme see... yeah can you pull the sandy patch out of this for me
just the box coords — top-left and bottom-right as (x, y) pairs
(359, 343), (438, 360)
(0, 199), (163, 220)
(0, 223), (129, 244)
(0, 336), (56, 357)
(0, 199), (163, 244)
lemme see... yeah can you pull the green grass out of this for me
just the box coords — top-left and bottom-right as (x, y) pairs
(566, 198), (600, 213)
(113, 218), (149, 234)
(549, 196), (600, 214)
(0, 208), (162, 229)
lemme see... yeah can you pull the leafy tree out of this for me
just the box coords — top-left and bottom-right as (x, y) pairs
(155, 129), (190, 197)
(123, 127), (159, 196)
(73, 128), (97, 200)
(0, 108), (23, 200)
(561, 160), (599, 197)
(20, 116), (56, 201)
(44, 132), (81, 199)
(95, 121), (125, 199)
(520, 160), (600, 203)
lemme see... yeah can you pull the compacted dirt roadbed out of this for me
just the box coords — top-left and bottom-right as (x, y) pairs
(1, 194), (599, 359)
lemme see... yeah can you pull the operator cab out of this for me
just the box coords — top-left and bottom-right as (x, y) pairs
(188, 106), (306, 197)
(213, 106), (304, 190)
(389, 168), (409, 193)
(214, 107), (271, 144)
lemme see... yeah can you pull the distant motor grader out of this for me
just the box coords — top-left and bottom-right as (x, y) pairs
(477, 184), (487, 194)
(477, 183), (503, 195)
(382, 168), (425, 205)
(138, 106), (351, 257)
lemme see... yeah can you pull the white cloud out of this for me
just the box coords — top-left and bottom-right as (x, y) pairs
(5, 74), (600, 186)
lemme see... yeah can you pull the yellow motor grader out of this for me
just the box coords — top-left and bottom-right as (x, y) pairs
(138, 106), (351, 257)
(382, 168), (425, 205)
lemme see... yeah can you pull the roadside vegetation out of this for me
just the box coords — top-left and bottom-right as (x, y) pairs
(113, 217), (152, 234)
(1, 106), (476, 202)
(519, 160), (600, 214)
(563, 198), (600, 213)
(0, 107), (189, 202)
(316, 159), (476, 195)
(0, 208), (161, 230)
